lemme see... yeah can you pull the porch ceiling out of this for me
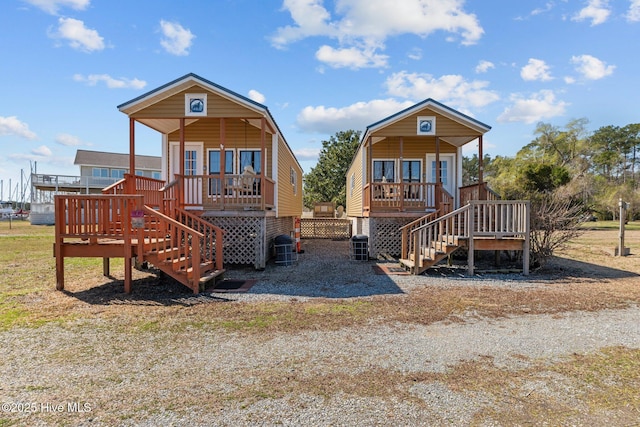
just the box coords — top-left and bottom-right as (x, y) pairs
(135, 117), (269, 135)
(137, 117), (197, 134)
(371, 135), (479, 147)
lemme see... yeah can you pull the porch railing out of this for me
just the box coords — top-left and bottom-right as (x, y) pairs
(102, 174), (165, 208)
(408, 200), (530, 274)
(363, 182), (453, 213)
(459, 182), (500, 206)
(175, 174), (275, 210)
(55, 194), (144, 239)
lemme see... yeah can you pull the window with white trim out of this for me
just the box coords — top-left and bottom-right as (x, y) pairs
(373, 160), (395, 182)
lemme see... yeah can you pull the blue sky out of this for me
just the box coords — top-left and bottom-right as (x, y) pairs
(1, 0), (639, 200)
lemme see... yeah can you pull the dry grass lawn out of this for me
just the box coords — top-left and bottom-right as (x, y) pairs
(1, 219), (639, 425)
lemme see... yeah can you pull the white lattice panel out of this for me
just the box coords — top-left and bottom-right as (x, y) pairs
(370, 217), (417, 258)
(203, 216), (264, 266)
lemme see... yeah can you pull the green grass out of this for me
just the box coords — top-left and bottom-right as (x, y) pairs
(581, 220), (640, 230)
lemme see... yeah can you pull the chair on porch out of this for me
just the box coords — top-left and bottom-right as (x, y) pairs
(240, 165), (258, 195)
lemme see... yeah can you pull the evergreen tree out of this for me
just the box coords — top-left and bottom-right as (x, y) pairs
(303, 130), (361, 209)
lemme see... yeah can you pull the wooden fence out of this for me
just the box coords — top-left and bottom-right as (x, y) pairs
(300, 218), (351, 240)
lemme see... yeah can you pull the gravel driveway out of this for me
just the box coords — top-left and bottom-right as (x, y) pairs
(1, 239), (639, 426)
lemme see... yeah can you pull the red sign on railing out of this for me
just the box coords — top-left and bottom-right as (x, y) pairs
(131, 209), (144, 228)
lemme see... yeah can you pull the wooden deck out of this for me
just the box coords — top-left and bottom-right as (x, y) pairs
(54, 193), (225, 294)
(399, 200), (530, 275)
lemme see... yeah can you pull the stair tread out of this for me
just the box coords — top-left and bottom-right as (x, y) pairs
(199, 269), (226, 284)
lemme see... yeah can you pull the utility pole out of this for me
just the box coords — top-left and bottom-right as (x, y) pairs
(618, 198), (630, 256)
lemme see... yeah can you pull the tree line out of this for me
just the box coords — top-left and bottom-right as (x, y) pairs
(303, 120), (639, 220)
(465, 119), (640, 220)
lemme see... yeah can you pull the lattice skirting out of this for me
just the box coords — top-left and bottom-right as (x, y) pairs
(300, 219), (351, 239)
(363, 217), (420, 258)
(202, 215), (295, 269)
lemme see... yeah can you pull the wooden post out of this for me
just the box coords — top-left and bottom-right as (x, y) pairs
(618, 199), (629, 256)
(220, 118), (226, 210)
(435, 136), (441, 212)
(523, 201), (530, 275)
(399, 136), (404, 212)
(261, 117), (266, 211)
(55, 196), (65, 290)
(103, 258), (110, 277)
(179, 118), (185, 208)
(467, 201), (474, 275)
(129, 118), (136, 193)
(478, 135), (486, 200)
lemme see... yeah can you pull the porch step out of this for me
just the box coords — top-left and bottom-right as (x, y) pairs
(198, 269), (226, 292)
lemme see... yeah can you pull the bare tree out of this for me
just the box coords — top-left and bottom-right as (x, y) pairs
(529, 192), (587, 267)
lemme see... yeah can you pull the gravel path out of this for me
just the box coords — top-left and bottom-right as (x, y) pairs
(1, 239), (639, 426)
(2, 306), (639, 426)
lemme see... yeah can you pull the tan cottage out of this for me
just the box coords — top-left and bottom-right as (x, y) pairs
(346, 99), (530, 274)
(54, 74), (303, 293)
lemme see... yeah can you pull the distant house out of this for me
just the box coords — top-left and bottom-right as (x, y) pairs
(31, 150), (161, 198)
(30, 150), (161, 224)
(74, 149), (162, 183)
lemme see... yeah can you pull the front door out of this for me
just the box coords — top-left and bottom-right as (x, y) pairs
(170, 142), (203, 206)
(427, 154), (454, 195)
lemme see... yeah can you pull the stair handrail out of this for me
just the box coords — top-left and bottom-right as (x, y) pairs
(102, 178), (127, 194)
(141, 205), (203, 293)
(409, 204), (472, 271)
(159, 178), (181, 216)
(399, 210), (440, 259)
(174, 208), (224, 272)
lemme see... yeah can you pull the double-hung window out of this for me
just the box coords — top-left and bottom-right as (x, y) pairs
(208, 150), (234, 195)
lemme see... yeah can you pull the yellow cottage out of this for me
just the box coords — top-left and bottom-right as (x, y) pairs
(54, 74), (303, 293)
(346, 99), (530, 275)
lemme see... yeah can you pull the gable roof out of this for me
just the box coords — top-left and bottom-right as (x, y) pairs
(117, 72), (267, 113)
(366, 98), (491, 135)
(117, 73), (302, 171)
(74, 149), (161, 170)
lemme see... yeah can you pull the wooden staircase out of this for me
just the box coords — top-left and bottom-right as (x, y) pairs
(55, 185), (226, 294)
(135, 206), (225, 293)
(399, 200), (531, 275)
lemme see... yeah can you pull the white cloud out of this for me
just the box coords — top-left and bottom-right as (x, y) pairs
(520, 58), (553, 81)
(294, 147), (321, 161)
(23, 0), (89, 15)
(572, 0), (611, 26)
(407, 48), (422, 61)
(296, 98), (415, 134)
(272, 0), (484, 69)
(55, 133), (84, 146)
(384, 71), (500, 110)
(248, 89), (266, 104)
(530, 2), (555, 17)
(497, 90), (568, 124)
(51, 17), (105, 52)
(475, 60), (494, 73)
(159, 20), (195, 56)
(570, 54), (615, 80)
(628, 0), (640, 21)
(0, 116), (37, 140)
(315, 45), (388, 69)
(73, 74), (147, 89)
(32, 145), (53, 157)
